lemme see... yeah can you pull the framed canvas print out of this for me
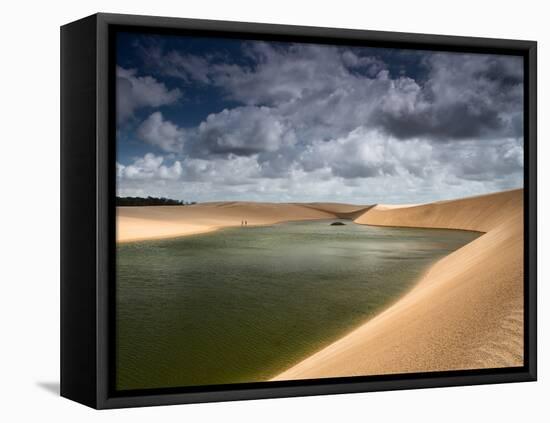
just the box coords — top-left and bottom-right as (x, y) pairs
(60, 13), (537, 409)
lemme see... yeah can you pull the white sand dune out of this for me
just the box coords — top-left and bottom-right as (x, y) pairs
(273, 189), (524, 380)
(117, 202), (337, 243)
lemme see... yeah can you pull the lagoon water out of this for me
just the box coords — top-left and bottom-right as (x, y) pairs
(116, 220), (479, 390)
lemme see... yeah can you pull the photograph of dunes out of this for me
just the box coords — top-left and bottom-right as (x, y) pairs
(115, 31), (524, 391)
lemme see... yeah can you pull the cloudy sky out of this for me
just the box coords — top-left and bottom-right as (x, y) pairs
(116, 32), (524, 204)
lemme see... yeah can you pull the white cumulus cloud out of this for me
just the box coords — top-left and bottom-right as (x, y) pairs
(137, 112), (187, 153)
(196, 106), (296, 156)
(117, 153), (182, 181)
(116, 67), (181, 124)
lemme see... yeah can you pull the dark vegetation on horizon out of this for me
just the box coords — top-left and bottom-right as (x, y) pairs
(116, 196), (197, 207)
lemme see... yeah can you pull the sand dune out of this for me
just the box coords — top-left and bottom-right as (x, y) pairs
(300, 202), (369, 213)
(117, 202), (336, 243)
(355, 189), (521, 232)
(371, 203), (420, 210)
(273, 189), (524, 380)
(300, 203), (375, 219)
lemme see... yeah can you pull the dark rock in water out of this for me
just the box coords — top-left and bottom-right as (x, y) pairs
(330, 221), (346, 226)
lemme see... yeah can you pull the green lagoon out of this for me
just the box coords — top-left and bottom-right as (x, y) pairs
(116, 220), (479, 390)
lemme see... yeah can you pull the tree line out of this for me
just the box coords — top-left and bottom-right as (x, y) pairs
(116, 196), (196, 207)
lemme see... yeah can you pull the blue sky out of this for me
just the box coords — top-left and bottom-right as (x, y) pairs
(116, 31), (524, 204)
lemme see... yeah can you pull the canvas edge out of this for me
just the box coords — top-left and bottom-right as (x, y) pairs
(60, 13), (99, 409)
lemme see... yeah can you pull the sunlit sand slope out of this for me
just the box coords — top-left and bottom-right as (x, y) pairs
(274, 189), (524, 380)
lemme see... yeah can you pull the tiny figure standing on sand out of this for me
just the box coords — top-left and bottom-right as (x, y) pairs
(245, 220), (248, 226)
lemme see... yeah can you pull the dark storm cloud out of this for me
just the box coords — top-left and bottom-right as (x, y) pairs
(374, 102), (503, 140)
(373, 53), (524, 141)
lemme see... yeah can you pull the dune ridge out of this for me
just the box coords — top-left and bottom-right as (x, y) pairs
(273, 188), (524, 380)
(299, 203), (375, 219)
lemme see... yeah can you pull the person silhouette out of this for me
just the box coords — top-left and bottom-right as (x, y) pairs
(245, 220), (247, 226)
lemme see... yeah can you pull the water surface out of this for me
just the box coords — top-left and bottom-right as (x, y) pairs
(116, 220), (479, 390)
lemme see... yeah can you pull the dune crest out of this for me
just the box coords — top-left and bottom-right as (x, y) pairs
(273, 189), (524, 380)
(300, 203), (375, 219)
(355, 188), (521, 232)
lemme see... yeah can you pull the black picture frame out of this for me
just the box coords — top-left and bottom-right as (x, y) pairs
(60, 12), (537, 409)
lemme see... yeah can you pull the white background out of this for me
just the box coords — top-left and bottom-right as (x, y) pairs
(1, 0), (547, 421)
